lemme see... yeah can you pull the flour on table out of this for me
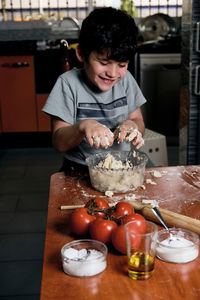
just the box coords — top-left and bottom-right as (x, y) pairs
(125, 194), (136, 201)
(142, 199), (159, 207)
(140, 185), (146, 190)
(105, 191), (114, 197)
(146, 179), (157, 185)
(150, 170), (167, 178)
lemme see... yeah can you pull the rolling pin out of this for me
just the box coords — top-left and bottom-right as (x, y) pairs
(60, 201), (200, 236)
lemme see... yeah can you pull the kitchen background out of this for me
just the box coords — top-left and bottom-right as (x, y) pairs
(0, 0), (199, 299)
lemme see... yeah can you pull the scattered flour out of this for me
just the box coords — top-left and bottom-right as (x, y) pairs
(125, 194), (136, 201)
(105, 191), (114, 197)
(140, 185), (146, 190)
(142, 199), (159, 207)
(146, 179), (157, 185)
(150, 170), (167, 178)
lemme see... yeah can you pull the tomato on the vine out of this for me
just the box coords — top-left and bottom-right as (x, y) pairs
(85, 198), (109, 218)
(110, 202), (134, 223)
(111, 223), (141, 254)
(69, 207), (96, 236)
(123, 213), (147, 234)
(89, 218), (117, 244)
(111, 225), (127, 254)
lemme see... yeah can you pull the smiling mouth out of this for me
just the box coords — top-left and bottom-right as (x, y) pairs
(99, 76), (116, 84)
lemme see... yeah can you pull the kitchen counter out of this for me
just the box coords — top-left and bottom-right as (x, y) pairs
(40, 165), (200, 300)
(0, 19), (80, 43)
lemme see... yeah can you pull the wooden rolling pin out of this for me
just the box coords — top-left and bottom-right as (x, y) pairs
(61, 201), (200, 236)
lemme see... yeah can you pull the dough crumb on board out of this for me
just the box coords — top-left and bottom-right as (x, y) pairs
(140, 185), (146, 190)
(150, 170), (167, 178)
(105, 191), (114, 197)
(146, 179), (157, 185)
(142, 199), (159, 207)
(125, 194), (136, 201)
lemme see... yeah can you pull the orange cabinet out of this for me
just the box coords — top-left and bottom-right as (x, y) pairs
(0, 55), (37, 132)
(36, 94), (51, 131)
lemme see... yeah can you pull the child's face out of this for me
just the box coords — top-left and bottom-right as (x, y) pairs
(83, 51), (129, 92)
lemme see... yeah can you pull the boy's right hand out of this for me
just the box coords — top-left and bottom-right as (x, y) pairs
(79, 119), (114, 149)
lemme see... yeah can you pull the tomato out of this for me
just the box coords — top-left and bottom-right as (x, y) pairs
(123, 213), (147, 234)
(69, 207), (96, 236)
(111, 223), (141, 254)
(110, 202), (134, 223)
(85, 198), (109, 218)
(89, 218), (117, 244)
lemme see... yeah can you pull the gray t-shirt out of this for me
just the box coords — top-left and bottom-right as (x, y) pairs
(42, 68), (146, 165)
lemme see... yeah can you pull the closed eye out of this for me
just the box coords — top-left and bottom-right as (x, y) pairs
(99, 60), (109, 66)
(118, 63), (128, 68)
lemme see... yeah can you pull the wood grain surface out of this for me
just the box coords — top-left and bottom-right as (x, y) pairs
(40, 165), (200, 300)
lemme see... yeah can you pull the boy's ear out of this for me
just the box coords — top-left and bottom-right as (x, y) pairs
(75, 45), (84, 62)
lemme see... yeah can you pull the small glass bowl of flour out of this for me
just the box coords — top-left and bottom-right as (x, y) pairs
(61, 239), (108, 277)
(156, 228), (199, 264)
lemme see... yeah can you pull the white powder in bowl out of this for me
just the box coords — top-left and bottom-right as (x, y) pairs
(156, 236), (199, 263)
(62, 247), (107, 277)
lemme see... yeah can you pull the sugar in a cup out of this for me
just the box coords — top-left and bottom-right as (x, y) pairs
(156, 228), (199, 263)
(61, 239), (107, 277)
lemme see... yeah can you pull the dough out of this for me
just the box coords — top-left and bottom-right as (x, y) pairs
(97, 153), (132, 169)
(89, 153), (145, 193)
(114, 127), (144, 144)
(146, 179), (157, 185)
(150, 170), (167, 178)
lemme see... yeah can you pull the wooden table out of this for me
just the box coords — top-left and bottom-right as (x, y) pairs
(40, 165), (200, 300)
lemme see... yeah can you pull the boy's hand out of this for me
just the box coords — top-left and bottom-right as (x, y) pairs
(79, 119), (114, 149)
(114, 121), (144, 149)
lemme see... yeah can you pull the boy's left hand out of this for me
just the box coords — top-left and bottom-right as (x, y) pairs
(114, 120), (144, 149)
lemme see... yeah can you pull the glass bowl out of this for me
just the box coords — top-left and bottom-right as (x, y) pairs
(156, 228), (199, 264)
(85, 150), (148, 193)
(61, 239), (108, 277)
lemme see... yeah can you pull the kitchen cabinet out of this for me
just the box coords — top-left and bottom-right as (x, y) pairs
(0, 55), (51, 133)
(0, 55), (37, 132)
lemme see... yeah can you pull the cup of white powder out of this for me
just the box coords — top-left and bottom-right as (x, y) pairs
(156, 228), (199, 264)
(61, 239), (108, 277)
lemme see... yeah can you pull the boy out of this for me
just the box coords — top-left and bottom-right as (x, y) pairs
(42, 7), (146, 172)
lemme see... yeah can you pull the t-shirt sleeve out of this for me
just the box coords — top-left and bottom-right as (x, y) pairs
(123, 71), (147, 113)
(42, 76), (75, 125)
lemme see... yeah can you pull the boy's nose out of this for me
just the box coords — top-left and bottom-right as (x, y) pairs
(106, 65), (117, 78)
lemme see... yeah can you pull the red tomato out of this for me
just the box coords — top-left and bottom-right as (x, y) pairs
(69, 207), (96, 236)
(123, 213), (147, 234)
(89, 218), (117, 244)
(85, 198), (109, 218)
(111, 202), (134, 222)
(111, 224), (141, 254)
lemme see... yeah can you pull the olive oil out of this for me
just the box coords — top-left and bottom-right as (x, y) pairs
(128, 252), (154, 280)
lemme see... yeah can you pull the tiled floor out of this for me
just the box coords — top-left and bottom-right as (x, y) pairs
(0, 147), (62, 300)
(0, 145), (179, 299)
